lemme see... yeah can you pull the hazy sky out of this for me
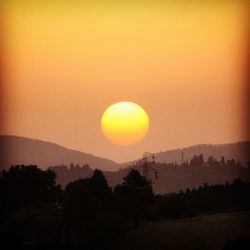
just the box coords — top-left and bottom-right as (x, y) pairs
(1, 0), (248, 162)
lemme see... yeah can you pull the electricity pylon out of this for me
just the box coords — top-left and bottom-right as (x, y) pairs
(136, 152), (157, 184)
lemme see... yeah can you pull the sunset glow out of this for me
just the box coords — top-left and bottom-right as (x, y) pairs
(1, 0), (248, 162)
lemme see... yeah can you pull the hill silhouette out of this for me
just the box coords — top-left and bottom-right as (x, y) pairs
(0, 135), (119, 171)
(50, 155), (250, 194)
(123, 141), (250, 167)
(1, 135), (249, 177)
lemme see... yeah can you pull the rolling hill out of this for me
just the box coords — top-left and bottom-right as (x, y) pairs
(1, 135), (249, 192)
(123, 141), (250, 167)
(0, 135), (119, 171)
(112, 211), (250, 250)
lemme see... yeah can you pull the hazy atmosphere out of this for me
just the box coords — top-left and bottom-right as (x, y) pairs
(1, 1), (250, 250)
(1, 0), (249, 162)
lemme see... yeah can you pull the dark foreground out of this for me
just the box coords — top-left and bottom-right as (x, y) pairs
(1, 165), (250, 249)
(112, 210), (250, 250)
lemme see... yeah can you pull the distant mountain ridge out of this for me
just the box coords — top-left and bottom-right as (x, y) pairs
(0, 135), (249, 172)
(1, 135), (249, 193)
(0, 135), (119, 171)
(123, 141), (250, 167)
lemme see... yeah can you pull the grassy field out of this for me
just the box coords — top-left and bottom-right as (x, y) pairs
(112, 210), (250, 250)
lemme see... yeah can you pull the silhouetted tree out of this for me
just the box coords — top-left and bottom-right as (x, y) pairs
(114, 169), (154, 226)
(63, 178), (92, 230)
(63, 170), (124, 248)
(207, 156), (215, 166)
(0, 165), (61, 218)
(63, 169), (111, 230)
(221, 156), (225, 165)
(190, 154), (204, 166)
(90, 169), (112, 202)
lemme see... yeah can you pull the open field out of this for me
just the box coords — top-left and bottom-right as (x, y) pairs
(113, 210), (250, 250)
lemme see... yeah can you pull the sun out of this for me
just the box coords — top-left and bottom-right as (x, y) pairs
(101, 102), (149, 145)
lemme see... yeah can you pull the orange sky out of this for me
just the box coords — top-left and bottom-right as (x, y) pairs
(1, 0), (249, 162)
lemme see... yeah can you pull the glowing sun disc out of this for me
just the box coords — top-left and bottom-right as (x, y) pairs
(101, 101), (149, 145)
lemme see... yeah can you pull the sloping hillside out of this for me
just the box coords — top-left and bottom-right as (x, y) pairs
(112, 211), (250, 250)
(123, 141), (250, 167)
(0, 135), (119, 171)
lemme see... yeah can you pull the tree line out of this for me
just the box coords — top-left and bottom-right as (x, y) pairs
(0, 164), (249, 249)
(0, 165), (153, 249)
(155, 178), (250, 219)
(130, 154), (249, 169)
(48, 154), (250, 192)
